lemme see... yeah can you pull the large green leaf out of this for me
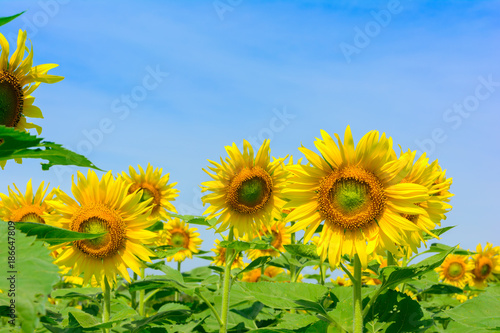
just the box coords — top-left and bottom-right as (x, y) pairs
(0, 125), (100, 170)
(0, 11), (24, 26)
(283, 244), (320, 260)
(0, 222), (60, 332)
(444, 284), (500, 329)
(364, 289), (433, 332)
(236, 256), (273, 278)
(14, 221), (107, 245)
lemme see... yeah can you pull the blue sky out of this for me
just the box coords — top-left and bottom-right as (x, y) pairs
(1, 0), (500, 274)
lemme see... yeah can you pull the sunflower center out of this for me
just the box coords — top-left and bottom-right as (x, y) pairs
(270, 230), (281, 248)
(448, 262), (464, 278)
(0, 71), (24, 128)
(475, 257), (493, 278)
(170, 232), (188, 248)
(318, 166), (385, 230)
(19, 212), (45, 224)
(129, 183), (161, 215)
(71, 203), (125, 259)
(226, 167), (273, 214)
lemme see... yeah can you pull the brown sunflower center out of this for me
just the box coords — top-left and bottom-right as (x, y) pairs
(226, 167), (273, 214)
(129, 183), (161, 214)
(475, 257), (493, 279)
(270, 230), (281, 249)
(447, 262), (465, 279)
(170, 231), (188, 248)
(0, 71), (24, 128)
(11, 205), (45, 224)
(71, 203), (125, 259)
(318, 166), (385, 230)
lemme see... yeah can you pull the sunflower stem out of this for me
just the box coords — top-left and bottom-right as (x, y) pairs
(353, 255), (363, 333)
(219, 227), (235, 333)
(319, 263), (326, 285)
(196, 289), (223, 327)
(139, 268), (146, 317)
(102, 278), (111, 333)
(339, 261), (356, 283)
(131, 272), (138, 309)
(175, 261), (181, 302)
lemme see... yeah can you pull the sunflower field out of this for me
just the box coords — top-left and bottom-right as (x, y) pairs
(1, 8), (500, 333)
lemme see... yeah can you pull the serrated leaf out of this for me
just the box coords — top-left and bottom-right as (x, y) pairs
(14, 221), (107, 245)
(0, 11), (25, 27)
(274, 312), (319, 330)
(220, 239), (273, 251)
(0, 125), (100, 170)
(423, 226), (455, 240)
(0, 223), (60, 332)
(420, 284), (463, 295)
(284, 244), (320, 260)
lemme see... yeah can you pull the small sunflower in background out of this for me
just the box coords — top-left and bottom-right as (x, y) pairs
(156, 218), (202, 263)
(470, 243), (500, 288)
(241, 266), (284, 283)
(212, 238), (245, 269)
(45, 170), (158, 287)
(284, 126), (429, 268)
(122, 164), (179, 221)
(398, 153), (453, 255)
(332, 275), (352, 287)
(0, 179), (53, 223)
(201, 139), (288, 239)
(246, 220), (291, 260)
(436, 253), (474, 288)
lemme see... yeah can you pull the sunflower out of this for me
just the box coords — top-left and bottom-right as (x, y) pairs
(470, 243), (500, 288)
(284, 126), (429, 268)
(44, 170), (158, 287)
(332, 275), (352, 287)
(201, 139), (288, 239)
(0, 30), (63, 166)
(122, 164), (179, 220)
(241, 266), (284, 282)
(436, 254), (474, 288)
(212, 238), (245, 269)
(246, 220), (291, 260)
(155, 218), (202, 262)
(398, 153), (453, 255)
(0, 179), (53, 223)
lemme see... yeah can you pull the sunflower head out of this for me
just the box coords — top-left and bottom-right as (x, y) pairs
(246, 220), (291, 260)
(211, 238), (245, 269)
(156, 218), (202, 262)
(285, 126), (430, 268)
(436, 253), (474, 288)
(201, 140), (288, 238)
(0, 30), (63, 168)
(470, 243), (500, 288)
(0, 179), (53, 223)
(45, 170), (158, 287)
(122, 164), (179, 220)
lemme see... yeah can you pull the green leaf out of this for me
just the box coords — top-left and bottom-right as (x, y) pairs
(379, 246), (455, 291)
(124, 309), (192, 333)
(236, 256), (273, 277)
(444, 284), (500, 329)
(220, 239), (273, 251)
(425, 243), (473, 256)
(283, 244), (320, 260)
(420, 284), (463, 295)
(364, 289), (433, 332)
(423, 226), (455, 240)
(0, 222), (60, 333)
(151, 245), (184, 259)
(0, 125), (100, 170)
(0, 11), (25, 27)
(165, 212), (217, 227)
(158, 302), (191, 313)
(51, 287), (102, 299)
(14, 221), (107, 245)
(274, 312), (319, 330)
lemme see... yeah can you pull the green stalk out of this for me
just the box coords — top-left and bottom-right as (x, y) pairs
(353, 255), (363, 333)
(319, 263), (326, 285)
(175, 261), (182, 302)
(131, 272), (138, 309)
(139, 268), (145, 316)
(219, 227), (235, 333)
(196, 289), (223, 327)
(387, 251), (396, 266)
(102, 278), (111, 333)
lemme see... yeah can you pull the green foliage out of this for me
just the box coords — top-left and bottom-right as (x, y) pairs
(0, 11), (25, 27)
(0, 222), (60, 332)
(0, 125), (100, 170)
(13, 221), (107, 245)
